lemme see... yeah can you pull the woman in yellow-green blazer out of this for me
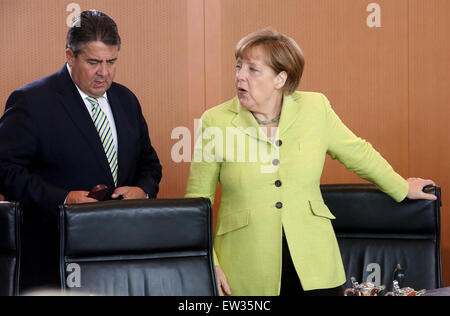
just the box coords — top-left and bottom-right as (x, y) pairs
(185, 28), (436, 296)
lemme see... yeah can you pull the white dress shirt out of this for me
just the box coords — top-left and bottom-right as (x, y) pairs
(66, 64), (119, 153)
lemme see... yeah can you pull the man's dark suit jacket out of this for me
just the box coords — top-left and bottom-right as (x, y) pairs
(0, 65), (162, 291)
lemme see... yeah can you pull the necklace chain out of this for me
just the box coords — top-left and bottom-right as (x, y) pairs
(253, 113), (281, 125)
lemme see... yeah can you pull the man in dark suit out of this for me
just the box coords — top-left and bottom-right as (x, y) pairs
(0, 10), (162, 292)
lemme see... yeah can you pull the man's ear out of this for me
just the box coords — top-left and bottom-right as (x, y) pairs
(65, 48), (75, 67)
(275, 71), (288, 90)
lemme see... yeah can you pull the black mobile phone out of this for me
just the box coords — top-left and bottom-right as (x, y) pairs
(88, 184), (108, 201)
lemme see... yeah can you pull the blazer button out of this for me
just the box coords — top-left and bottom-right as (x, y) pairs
(275, 139), (283, 147)
(276, 202), (283, 209)
(272, 159), (280, 166)
(275, 180), (282, 187)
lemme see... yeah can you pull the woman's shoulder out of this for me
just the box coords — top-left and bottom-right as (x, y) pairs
(288, 91), (331, 113)
(201, 97), (239, 121)
(291, 91), (328, 102)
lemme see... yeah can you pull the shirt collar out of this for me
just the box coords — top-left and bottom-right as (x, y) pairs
(66, 63), (108, 101)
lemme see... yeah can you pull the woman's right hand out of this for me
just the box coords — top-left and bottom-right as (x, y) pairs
(215, 266), (232, 296)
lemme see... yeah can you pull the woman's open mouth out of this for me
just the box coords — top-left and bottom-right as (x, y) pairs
(238, 87), (248, 94)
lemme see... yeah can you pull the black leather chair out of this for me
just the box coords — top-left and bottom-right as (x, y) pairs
(322, 184), (442, 292)
(0, 201), (21, 296)
(59, 198), (217, 296)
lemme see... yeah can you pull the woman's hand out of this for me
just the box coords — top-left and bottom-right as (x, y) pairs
(406, 177), (437, 200)
(215, 266), (232, 296)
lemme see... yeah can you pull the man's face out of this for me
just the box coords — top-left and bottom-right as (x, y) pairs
(66, 41), (119, 98)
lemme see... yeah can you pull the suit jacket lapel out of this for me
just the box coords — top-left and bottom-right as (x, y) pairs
(106, 87), (128, 187)
(55, 65), (115, 186)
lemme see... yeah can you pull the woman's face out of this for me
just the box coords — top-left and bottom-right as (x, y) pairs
(235, 46), (285, 112)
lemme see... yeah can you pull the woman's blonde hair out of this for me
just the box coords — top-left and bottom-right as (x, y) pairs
(235, 28), (305, 95)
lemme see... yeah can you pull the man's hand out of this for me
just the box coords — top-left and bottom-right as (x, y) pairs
(65, 190), (98, 204)
(111, 186), (147, 200)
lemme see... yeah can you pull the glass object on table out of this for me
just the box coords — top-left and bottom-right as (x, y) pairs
(392, 264), (405, 288)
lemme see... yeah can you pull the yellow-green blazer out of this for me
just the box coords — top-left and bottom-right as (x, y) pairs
(185, 92), (408, 295)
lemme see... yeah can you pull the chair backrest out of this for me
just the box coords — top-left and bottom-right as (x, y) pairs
(0, 201), (21, 296)
(321, 184), (442, 292)
(59, 198), (217, 296)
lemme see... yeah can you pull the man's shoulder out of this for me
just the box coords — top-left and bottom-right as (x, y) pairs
(15, 71), (59, 95)
(108, 82), (142, 107)
(10, 66), (70, 103)
(5, 68), (65, 111)
(109, 81), (136, 98)
(107, 82), (144, 117)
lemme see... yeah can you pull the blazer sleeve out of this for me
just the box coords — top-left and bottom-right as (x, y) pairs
(185, 111), (221, 204)
(132, 98), (162, 198)
(0, 90), (69, 219)
(185, 111), (221, 266)
(322, 94), (409, 202)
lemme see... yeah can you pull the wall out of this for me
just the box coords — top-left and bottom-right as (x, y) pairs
(1, 0), (449, 286)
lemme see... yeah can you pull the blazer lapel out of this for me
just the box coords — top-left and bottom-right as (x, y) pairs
(228, 94), (303, 142)
(55, 65), (115, 186)
(229, 97), (269, 143)
(278, 93), (302, 136)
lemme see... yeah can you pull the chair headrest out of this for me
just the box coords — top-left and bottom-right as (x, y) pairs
(321, 184), (441, 235)
(60, 198), (212, 257)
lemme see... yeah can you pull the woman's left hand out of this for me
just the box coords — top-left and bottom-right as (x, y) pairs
(406, 177), (437, 200)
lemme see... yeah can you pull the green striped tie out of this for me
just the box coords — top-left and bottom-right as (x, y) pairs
(86, 97), (118, 186)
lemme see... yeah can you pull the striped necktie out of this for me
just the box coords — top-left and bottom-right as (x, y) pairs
(86, 96), (118, 186)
